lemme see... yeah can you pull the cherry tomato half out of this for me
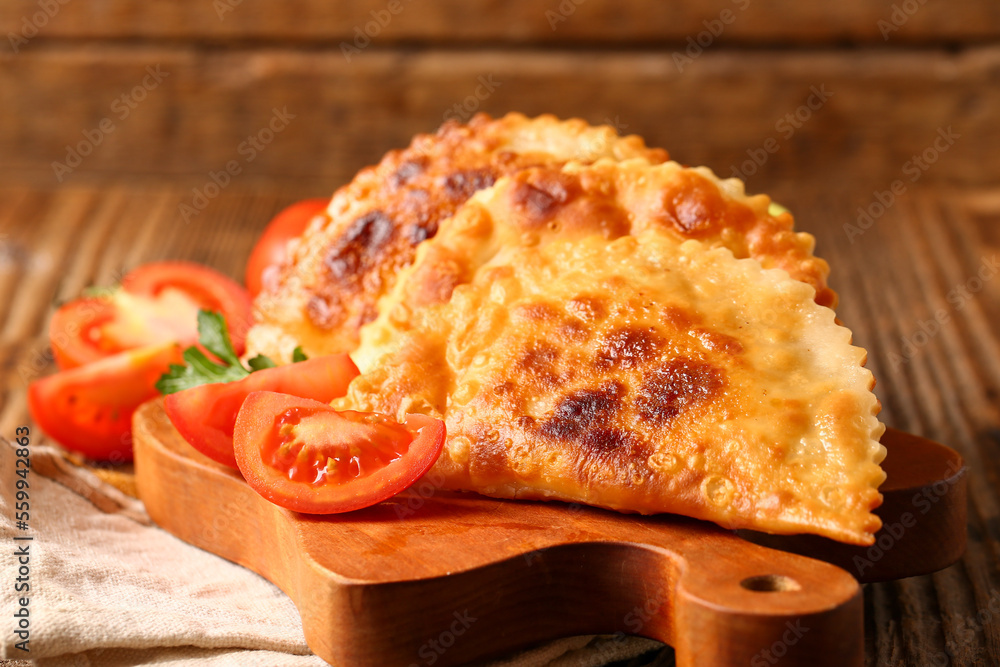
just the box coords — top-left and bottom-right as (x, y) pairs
(50, 261), (252, 370)
(233, 391), (446, 514)
(163, 354), (359, 469)
(28, 342), (183, 461)
(245, 198), (328, 298)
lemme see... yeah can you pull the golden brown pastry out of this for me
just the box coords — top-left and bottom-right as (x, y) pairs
(251, 119), (880, 544)
(247, 113), (669, 363)
(336, 230), (885, 545)
(354, 158), (836, 371)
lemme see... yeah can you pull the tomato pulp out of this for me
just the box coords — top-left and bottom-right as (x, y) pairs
(233, 392), (445, 514)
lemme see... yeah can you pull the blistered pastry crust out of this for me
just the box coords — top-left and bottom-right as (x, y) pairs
(246, 113), (669, 363)
(338, 233), (882, 545)
(354, 158), (836, 371)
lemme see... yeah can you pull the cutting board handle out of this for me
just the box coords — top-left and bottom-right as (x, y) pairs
(282, 530), (863, 667)
(667, 541), (862, 665)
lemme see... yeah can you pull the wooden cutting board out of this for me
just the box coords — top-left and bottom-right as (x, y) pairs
(133, 398), (967, 667)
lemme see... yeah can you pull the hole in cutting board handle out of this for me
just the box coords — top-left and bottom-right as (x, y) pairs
(739, 574), (802, 592)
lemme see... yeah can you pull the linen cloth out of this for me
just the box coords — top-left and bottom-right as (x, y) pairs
(0, 439), (664, 666)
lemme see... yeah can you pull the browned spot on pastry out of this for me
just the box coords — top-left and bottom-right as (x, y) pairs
(324, 210), (395, 280)
(518, 343), (561, 387)
(390, 158), (427, 189)
(560, 197), (631, 239)
(306, 293), (341, 330)
(442, 168), (496, 201)
(410, 256), (464, 307)
(514, 303), (559, 322)
(359, 302), (378, 326)
(661, 172), (725, 235)
(579, 428), (650, 459)
(254, 114), (673, 357)
(595, 327), (663, 370)
(662, 304), (699, 330)
(557, 319), (590, 343)
(636, 358), (723, 424)
(567, 296), (607, 322)
(510, 171), (580, 225)
(406, 221), (436, 244)
(466, 423), (507, 479)
(658, 171), (758, 242)
(540, 380), (625, 439)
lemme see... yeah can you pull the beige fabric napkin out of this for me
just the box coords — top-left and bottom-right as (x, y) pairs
(0, 439), (664, 666)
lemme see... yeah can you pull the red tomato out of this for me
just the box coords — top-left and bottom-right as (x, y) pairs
(233, 392), (446, 514)
(28, 342), (183, 461)
(50, 261), (252, 370)
(49, 297), (120, 370)
(163, 354), (359, 469)
(245, 198), (328, 297)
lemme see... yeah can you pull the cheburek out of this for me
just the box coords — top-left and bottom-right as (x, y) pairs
(246, 113), (669, 363)
(336, 232), (886, 545)
(353, 158), (836, 371)
(248, 114), (837, 364)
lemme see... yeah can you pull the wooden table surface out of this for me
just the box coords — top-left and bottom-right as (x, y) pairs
(2, 2), (999, 665)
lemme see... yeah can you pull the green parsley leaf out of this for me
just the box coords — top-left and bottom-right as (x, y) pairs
(195, 310), (242, 367)
(246, 354), (277, 372)
(292, 346), (308, 363)
(155, 309), (280, 395)
(80, 285), (118, 299)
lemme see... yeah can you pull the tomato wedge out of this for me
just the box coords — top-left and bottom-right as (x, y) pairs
(245, 198), (328, 297)
(49, 297), (121, 370)
(163, 355), (359, 469)
(233, 392), (445, 514)
(28, 342), (183, 461)
(50, 261), (252, 370)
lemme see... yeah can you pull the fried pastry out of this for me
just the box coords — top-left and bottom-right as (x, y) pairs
(336, 232), (885, 545)
(353, 158), (836, 371)
(251, 118), (880, 544)
(246, 113), (669, 363)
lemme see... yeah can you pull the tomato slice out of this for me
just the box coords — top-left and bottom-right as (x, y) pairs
(49, 297), (121, 370)
(233, 392), (446, 514)
(163, 354), (360, 469)
(122, 261), (254, 353)
(50, 261), (252, 369)
(245, 198), (328, 297)
(28, 342), (183, 461)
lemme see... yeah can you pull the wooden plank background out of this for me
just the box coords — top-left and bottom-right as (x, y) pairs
(1, 0), (999, 44)
(2, 47), (999, 193)
(1, 2), (999, 665)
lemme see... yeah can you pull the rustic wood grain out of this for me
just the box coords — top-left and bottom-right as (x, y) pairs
(1, 0), (997, 661)
(808, 183), (1000, 667)
(1, 180), (997, 665)
(1, 46), (998, 190)
(1, 0), (998, 46)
